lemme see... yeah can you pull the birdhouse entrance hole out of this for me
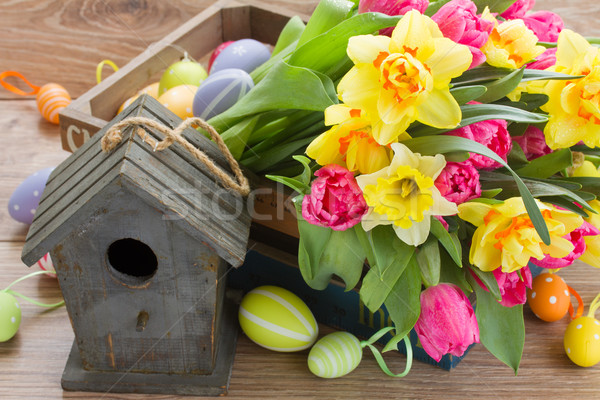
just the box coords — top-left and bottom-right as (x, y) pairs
(107, 238), (158, 286)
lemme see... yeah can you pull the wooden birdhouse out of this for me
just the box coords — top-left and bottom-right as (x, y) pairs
(21, 95), (251, 396)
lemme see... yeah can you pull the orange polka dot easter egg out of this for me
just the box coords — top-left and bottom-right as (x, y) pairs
(36, 83), (71, 124)
(527, 273), (571, 322)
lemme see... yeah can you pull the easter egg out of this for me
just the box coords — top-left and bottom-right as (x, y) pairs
(0, 291), (21, 342)
(117, 82), (160, 114)
(158, 59), (207, 96)
(564, 316), (600, 367)
(527, 273), (571, 322)
(308, 331), (363, 378)
(210, 39), (271, 74)
(238, 285), (318, 352)
(36, 253), (56, 277)
(192, 68), (254, 120)
(208, 41), (234, 73)
(36, 83), (71, 124)
(8, 167), (54, 224)
(157, 84), (197, 120)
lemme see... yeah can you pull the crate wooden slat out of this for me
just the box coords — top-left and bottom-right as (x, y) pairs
(59, 0), (309, 152)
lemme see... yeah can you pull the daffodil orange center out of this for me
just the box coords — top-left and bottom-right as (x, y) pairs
(373, 51), (431, 105)
(363, 165), (434, 228)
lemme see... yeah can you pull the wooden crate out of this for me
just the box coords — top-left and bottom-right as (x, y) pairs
(58, 0), (309, 153)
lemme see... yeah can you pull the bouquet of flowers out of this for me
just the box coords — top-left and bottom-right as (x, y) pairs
(207, 0), (600, 371)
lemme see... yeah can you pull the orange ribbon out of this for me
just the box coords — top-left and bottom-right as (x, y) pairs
(0, 71), (40, 96)
(567, 285), (584, 320)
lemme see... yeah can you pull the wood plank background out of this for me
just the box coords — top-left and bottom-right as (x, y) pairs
(1, 0), (600, 399)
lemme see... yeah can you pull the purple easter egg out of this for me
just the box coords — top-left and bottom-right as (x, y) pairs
(210, 39), (271, 74)
(192, 68), (254, 120)
(8, 167), (54, 224)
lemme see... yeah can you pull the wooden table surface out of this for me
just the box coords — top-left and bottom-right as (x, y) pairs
(1, 1), (600, 399)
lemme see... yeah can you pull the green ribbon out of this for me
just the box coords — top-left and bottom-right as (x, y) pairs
(2, 270), (64, 308)
(360, 326), (413, 378)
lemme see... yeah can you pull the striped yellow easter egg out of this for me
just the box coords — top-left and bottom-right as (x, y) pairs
(36, 83), (71, 124)
(308, 331), (363, 378)
(239, 285), (318, 352)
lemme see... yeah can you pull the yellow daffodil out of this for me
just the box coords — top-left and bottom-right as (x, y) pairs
(458, 198), (582, 273)
(356, 142), (457, 246)
(580, 200), (600, 268)
(337, 10), (472, 145)
(541, 29), (600, 149)
(571, 160), (600, 177)
(306, 104), (394, 174)
(481, 10), (545, 69)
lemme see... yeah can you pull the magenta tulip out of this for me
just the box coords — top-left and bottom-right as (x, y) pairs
(414, 283), (480, 361)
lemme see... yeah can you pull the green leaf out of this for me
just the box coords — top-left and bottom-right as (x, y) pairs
(453, 65), (515, 86)
(468, 266), (501, 300)
(557, 177), (600, 196)
(272, 16), (305, 56)
(289, 12), (401, 79)
(209, 62), (336, 131)
(471, 275), (525, 374)
(521, 69), (582, 82)
(292, 155), (314, 186)
(220, 115), (260, 159)
(296, 0), (354, 48)
(359, 226), (416, 312)
(404, 135), (551, 244)
(439, 249), (471, 293)
(506, 140), (529, 168)
(242, 136), (315, 173)
(416, 237), (441, 287)
(450, 85), (487, 104)
(306, 228), (366, 291)
(354, 225), (376, 267)
(515, 148), (572, 179)
(538, 196), (589, 217)
(479, 175), (595, 213)
(472, 0), (515, 13)
(481, 188), (503, 198)
(410, 104), (547, 137)
(382, 256), (421, 340)
(425, 0), (453, 16)
(265, 174), (309, 195)
(430, 216), (462, 267)
(475, 67), (524, 103)
(297, 217), (332, 282)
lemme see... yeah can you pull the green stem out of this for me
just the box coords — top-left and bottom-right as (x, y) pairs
(248, 110), (316, 146)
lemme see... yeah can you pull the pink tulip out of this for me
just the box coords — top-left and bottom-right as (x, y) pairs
(445, 114), (512, 170)
(531, 222), (600, 269)
(358, 0), (429, 36)
(471, 265), (533, 307)
(494, 266), (533, 307)
(527, 47), (557, 70)
(513, 126), (552, 161)
(432, 0), (494, 68)
(302, 164), (368, 231)
(434, 161), (481, 205)
(414, 283), (480, 362)
(522, 11), (564, 42)
(500, 0), (535, 19)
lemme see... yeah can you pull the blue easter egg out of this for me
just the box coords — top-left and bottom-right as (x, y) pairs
(8, 167), (54, 224)
(192, 68), (254, 120)
(210, 39), (271, 74)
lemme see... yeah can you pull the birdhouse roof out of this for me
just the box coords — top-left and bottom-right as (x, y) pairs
(21, 95), (252, 268)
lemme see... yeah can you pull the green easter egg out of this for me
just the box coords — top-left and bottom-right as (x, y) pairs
(0, 291), (21, 342)
(239, 285), (318, 352)
(308, 331), (363, 378)
(158, 60), (207, 96)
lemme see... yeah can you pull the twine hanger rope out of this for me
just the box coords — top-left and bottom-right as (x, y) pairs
(101, 116), (250, 196)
